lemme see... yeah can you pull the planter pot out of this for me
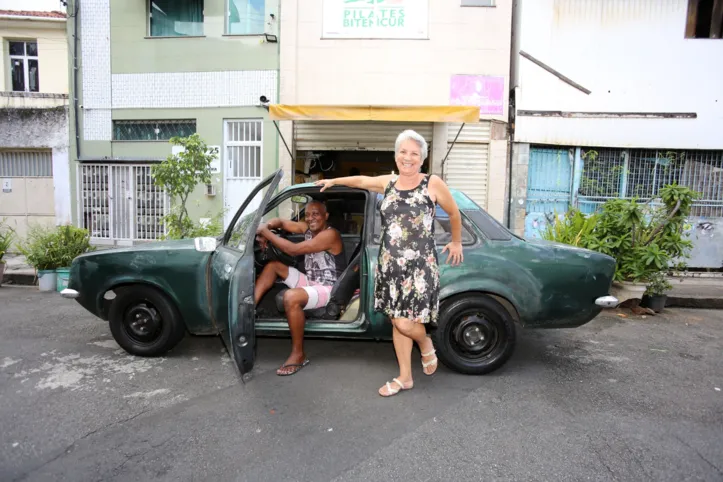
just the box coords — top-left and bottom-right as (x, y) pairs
(642, 294), (667, 313)
(610, 281), (647, 305)
(38, 269), (57, 292)
(56, 267), (71, 292)
(0, 262), (5, 286)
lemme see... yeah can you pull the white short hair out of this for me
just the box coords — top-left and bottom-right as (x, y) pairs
(395, 129), (428, 161)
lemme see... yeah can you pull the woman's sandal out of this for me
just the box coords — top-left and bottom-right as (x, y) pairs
(378, 378), (413, 397)
(421, 348), (438, 375)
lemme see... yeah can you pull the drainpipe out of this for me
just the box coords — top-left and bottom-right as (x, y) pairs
(72, 0), (81, 160)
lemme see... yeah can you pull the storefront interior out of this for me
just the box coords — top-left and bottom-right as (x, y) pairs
(293, 150), (430, 184)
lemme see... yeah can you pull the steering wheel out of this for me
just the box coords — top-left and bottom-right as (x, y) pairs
(254, 229), (296, 267)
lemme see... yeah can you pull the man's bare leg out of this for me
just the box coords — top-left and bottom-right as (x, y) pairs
(277, 288), (310, 375)
(254, 261), (289, 305)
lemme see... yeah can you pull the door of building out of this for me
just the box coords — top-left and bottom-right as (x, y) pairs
(223, 120), (264, 228)
(524, 147), (574, 239)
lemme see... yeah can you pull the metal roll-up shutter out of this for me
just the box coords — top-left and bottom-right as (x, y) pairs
(294, 121), (434, 151)
(444, 122), (491, 208)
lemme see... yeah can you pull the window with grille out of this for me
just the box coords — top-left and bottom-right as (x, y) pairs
(578, 148), (723, 218)
(112, 120), (196, 141)
(225, 120), (263, 179)
(9, 40), (39, 92)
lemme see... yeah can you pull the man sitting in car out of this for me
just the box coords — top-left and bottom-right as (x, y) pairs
(254, 200), (347, 376)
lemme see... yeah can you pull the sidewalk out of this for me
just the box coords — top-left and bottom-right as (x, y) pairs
(666, 276), (723, 309)
(2, 254), (722, 308)
(1, 253), (35, 285)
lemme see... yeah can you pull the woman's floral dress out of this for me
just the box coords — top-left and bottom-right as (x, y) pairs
(374, 175), (440, 324)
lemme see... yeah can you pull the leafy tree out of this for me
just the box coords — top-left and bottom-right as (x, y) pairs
(151, 134), (218, 239)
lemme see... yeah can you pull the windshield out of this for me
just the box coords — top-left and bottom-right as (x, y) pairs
(226, 185), (271, 254)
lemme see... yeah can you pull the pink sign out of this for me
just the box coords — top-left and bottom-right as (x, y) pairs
(450, 75), (504, 115)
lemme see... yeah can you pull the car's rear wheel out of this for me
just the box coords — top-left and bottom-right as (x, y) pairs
(108, 285), (186, 357)
(433, 295), (516, 375)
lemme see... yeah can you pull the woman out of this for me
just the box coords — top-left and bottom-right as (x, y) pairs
(315, 130), (464, 397)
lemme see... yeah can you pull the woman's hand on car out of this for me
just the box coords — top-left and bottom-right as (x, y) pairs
(314, 179), (336, 192)
(442, 241), (464, 266)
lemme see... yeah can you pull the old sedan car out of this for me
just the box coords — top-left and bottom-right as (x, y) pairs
(62, 169), (618, 377)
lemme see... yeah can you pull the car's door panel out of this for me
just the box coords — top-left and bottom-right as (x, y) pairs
(211, 169), (283, 376)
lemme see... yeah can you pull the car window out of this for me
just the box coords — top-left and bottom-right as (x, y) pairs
(271, 195), (367, 236)
(226, 185), (271, 252)
(463, 209), (519, 241)
(263, 195), (302, 224)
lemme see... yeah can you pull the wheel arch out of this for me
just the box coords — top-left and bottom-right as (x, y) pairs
(440, 291), (521, 323)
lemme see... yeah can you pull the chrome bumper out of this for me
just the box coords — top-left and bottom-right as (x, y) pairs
(595, 295), (619, 308)
(60, 288), (80, 299)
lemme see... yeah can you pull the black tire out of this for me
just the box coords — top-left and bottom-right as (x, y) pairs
(108, 285), (186, 357)
(432, 295), (516, 375)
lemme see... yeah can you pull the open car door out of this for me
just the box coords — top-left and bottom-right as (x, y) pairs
(215, 169), (283, 376)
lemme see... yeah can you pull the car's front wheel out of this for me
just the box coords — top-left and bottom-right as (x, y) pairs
(108, 285), (186, 357)
(433, 295), (516, 375)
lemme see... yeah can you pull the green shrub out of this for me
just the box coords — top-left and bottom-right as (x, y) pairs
(0, 220), (16, 263)
(541, 184), (698, 283)
(19, 224), (94, 270)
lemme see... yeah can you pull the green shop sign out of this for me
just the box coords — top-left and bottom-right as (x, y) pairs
(322, 0), (429, 39)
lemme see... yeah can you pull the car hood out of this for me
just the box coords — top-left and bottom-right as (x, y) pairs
(76, 238), (203, 259)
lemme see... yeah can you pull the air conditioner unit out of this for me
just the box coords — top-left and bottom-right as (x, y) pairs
(205, 184), (216, 197)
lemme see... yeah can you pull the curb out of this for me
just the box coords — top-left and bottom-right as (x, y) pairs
(2, 272), (36, 286)
(666, 296), (723, 310)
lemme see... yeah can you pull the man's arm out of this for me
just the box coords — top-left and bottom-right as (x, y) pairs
(265, 217), (308, 234)
(259, 227), (339, 257)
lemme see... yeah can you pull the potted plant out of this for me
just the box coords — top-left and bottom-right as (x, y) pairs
(54, 225), (94, 291)
(19, 225), (62, 291)
(641, 271), (672, 312)
(0, 220), (16, 287)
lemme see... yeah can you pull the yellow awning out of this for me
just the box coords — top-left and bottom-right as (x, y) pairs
(269, 105), (480, 123)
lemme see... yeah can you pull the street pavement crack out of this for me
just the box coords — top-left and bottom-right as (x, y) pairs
(673, 434), (723, 476)
(11, 408), (154, 482)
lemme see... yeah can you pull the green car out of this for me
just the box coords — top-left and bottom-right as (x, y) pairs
(61, 169), (618, 377)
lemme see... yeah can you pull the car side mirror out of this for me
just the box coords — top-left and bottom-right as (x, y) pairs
(194, 236), (217, 252)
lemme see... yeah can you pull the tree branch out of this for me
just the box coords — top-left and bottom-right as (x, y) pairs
(644, 199), (681, 246)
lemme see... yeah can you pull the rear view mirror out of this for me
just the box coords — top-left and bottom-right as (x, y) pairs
(291, 195), (310, 205)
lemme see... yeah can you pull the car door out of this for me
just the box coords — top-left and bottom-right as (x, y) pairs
(211, 169), (283, 376)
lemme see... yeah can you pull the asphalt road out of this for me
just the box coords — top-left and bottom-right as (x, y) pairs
(0, 287), (721, 482)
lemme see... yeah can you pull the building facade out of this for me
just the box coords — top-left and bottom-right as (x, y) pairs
(68, 0), (280, 245)
(0, 9), (70, 242)
(510, 0), (723, 268)
(277, 0), (513, 222)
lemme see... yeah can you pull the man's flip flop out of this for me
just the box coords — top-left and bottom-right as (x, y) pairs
(276, 359), (310, 376)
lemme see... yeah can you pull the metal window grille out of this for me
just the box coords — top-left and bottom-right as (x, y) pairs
(112, 120), (196, 141)
(226, 120), (262, 179)
(0, 150), (52, 177)
(579, 148), (723, 217)
(78, 164), (169, 243)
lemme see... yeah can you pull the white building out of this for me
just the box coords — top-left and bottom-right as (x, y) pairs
(0, 9), (71, 241)
(277, 0), (513, 222)
(510, 0), (723, 268)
